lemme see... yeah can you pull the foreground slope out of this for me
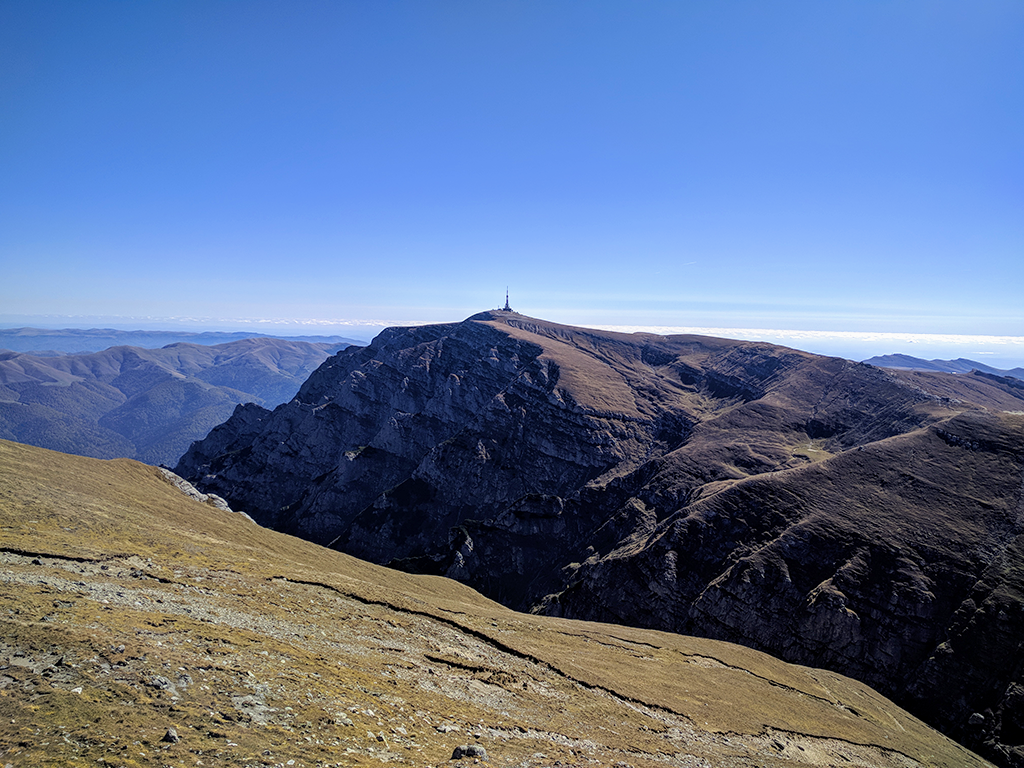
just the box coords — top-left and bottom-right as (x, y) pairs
(0, 337), (346, 465)
(0, 440), (990, 768)
(176, 311), (1024, 764)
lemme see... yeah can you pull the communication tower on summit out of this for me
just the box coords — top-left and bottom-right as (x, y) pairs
(503, 288), (512, 312)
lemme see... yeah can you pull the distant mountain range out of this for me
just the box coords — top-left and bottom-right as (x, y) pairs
(864, 353), (1024, 380)
(178, 311), (1024, 765)
(0, 337), (347, 465)
(0, 326), (361, 355)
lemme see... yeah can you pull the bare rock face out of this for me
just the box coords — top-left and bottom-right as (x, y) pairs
(176, 311), (1024, 766)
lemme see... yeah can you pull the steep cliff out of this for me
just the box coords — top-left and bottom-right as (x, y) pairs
(176, 311), (1024, 765)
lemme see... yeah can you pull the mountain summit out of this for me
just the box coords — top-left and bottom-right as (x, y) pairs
(177, 312), (1024, 764)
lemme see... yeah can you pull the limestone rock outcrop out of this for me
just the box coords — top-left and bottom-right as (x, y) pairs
(176, 311), (1024, 765)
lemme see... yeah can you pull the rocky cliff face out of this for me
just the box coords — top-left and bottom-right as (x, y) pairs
(176, 311), (1024, 766)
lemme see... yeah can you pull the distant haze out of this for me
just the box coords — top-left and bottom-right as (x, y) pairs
(592, 325), (1024, 371)
(3, 314), (1023, 370)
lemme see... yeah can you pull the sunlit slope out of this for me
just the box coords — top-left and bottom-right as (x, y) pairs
(0, 439), (990, 767)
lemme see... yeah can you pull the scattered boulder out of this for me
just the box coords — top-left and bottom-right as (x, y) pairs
(452, 743), (488, 760)
(161, 727), (180, 743)
(148, 674), (173, 690)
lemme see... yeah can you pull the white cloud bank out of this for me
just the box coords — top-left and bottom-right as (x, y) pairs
(4, 314), (1023, 368)
(589, 325), (1024, 368)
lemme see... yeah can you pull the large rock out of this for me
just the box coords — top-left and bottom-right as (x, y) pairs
(176, 311), (1024, 765)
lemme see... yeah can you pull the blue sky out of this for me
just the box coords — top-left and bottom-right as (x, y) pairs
(2, 2), (1022, 361)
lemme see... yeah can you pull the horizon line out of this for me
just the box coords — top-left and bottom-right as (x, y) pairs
(3, 314), (1023, 347)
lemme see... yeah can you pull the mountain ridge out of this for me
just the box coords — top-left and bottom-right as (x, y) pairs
(863, 353), (1024, 381)
(0, 337), (347, 465)
(0, 326), (360, 355)
(176, 311), (1024, 765)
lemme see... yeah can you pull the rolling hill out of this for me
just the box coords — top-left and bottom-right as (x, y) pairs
(0, 337), (346, 466)
(0, 326), (360, 355)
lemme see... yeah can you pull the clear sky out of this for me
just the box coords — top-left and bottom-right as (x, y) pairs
(2, 2), (1022, 361)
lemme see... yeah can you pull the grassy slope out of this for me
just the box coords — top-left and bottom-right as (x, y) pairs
(0, 439), (991, 768)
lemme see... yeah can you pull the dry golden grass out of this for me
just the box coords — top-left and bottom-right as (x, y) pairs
(0, 439), (992, 768)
